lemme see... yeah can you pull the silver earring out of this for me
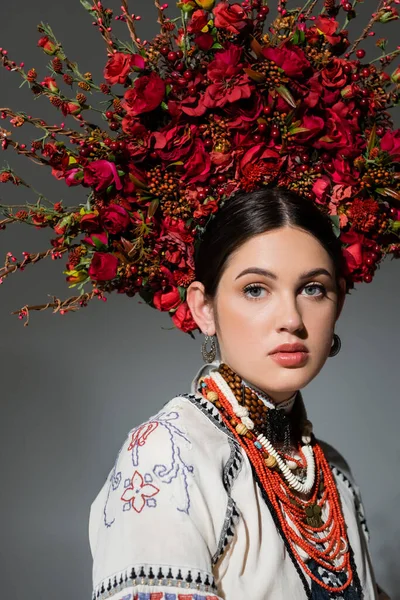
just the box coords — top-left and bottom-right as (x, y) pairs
(329, 333), (341, 357)
(201, 332), (217, 363)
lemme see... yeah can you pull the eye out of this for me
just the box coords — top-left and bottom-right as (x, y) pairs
(301, 283), (327, 299)
(242, 284), (267, 300)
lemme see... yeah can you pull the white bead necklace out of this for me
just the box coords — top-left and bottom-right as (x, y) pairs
(209, 371), (316, 494)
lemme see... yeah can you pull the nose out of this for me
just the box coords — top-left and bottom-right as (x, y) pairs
(275, 293), (305, 334)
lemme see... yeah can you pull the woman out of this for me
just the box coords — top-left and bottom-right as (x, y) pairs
(88, 188), (389, 600)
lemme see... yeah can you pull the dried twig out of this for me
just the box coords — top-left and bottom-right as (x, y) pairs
(11, 289), (99, 326)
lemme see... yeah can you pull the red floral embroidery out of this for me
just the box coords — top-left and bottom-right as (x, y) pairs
(121, 470), (160, 513)
(127, 421), (159, 450)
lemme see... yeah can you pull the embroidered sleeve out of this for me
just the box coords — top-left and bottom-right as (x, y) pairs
(88, 404), (227, 600)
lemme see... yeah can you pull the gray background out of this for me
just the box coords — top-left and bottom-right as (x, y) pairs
(0, 2), (399, 599)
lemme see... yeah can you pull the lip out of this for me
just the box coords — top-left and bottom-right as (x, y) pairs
(269, 342), (309, 354)
(270, 352), (309, 367)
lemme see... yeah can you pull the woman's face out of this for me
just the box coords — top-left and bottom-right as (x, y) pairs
(187, 226), (346, 403)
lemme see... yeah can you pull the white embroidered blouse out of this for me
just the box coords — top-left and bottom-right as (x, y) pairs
(88, 360), (381, 600)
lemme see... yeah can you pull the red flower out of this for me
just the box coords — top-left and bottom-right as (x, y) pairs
(104, 52), (145, 85)
(320, 58), (348, 93)
(340, 230), (365, 277)
(193, 197), (219, 218)
(262, 41), (311, 79)
(239, 144), (284, 191)
(381, 129), (400, 161)
(172, 301), (198, 333)
(122, 72), (165, 116)
(213, 2), (250, 35)
(83, 159), (123, 192)
(88, 252), (119, 281)
(100, 205), (131, 235)
(37, 35), (57, 55)
(83, 231), (108, 247)
(153, 267), (182, 311)
(312, 16), (341, 46)
(195, 32), (214, 51)
(291, 113), (325, 143)
(312, 175), (331, 205)
(187, 9), (209, 33)
(41, 76), (59, 92)
(61, 101), (82, 116)
(152, 124), (196, 162)
(203, 45), (252, 109)
(80, 212), (101, 232)
(65, 168), (83, 187)
(314, 103), (362, 158)
(181, 138), (211, 184)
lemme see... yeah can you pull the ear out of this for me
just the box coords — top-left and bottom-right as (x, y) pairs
(186, 281), (217, 336)
(335, 277), (347, 322)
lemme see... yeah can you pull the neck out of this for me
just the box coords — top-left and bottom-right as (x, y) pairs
(240, 375), (298, 414)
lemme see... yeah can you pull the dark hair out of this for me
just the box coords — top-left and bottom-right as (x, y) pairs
(194, 187), (349, 302)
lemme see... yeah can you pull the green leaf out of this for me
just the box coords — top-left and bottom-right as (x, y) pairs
(211, 43), (224, 50)
(391, 220), (400, 232)
(92, 234), (108, 250)
(292, 29), (305, 45)
(161, 101), (169, 111)
(376, 187), (400, 201)
(129, 173), (148, 190)
(243, 68), (266, 83)
(330, 215), (341, 238)
(288, 126), (310, 135)
(148, 198), (159, 217)
(275, 85), (296, 108)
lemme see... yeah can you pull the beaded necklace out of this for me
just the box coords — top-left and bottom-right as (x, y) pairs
(198, 362), (358, 596)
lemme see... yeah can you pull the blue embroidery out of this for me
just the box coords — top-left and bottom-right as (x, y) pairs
(103, 408), (194, 527)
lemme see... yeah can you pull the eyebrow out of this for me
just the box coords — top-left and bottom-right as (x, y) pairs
(235, 267), (333, 281)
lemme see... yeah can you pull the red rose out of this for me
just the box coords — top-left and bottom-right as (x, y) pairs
(172, 301), (198, 333)
(381, 129), (400, 161)
(312, 175), (331, 204)
(100, 205), (131, 235)
(152, 124), (196, 162)
(181, 138), (211, 184)
(83, 160), (123, 192)
(312, 16), (341, 46)
(88, 252), (119, 281)
(80, 212), (101, 232)
(262, 41), (311, 79)
(213, 2), (249, 34)
(292, 113), (325, 143)
(314, 105), (359, 157)
(187, 9), (209, 33)
(122, 72), (165, 116)
(104, 52), (145, 85)
(195, 32), (214, 51)
(320, 58), (348, 90)
(340, 230), (365, 277)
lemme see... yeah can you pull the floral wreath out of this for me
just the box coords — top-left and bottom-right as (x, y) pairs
(0, 0), (399, 335)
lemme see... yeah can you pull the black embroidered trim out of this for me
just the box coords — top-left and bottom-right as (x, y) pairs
(92, 565), (218, 600)
(176, 393), (243, 565)
(176, 392), (236, 441)
(212, 436), (242, 565)
(330, 464), (370, 543)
